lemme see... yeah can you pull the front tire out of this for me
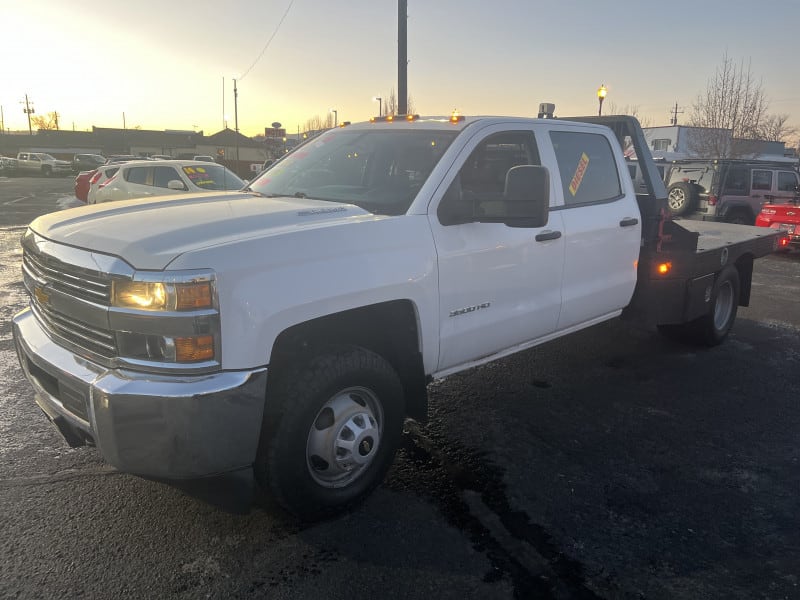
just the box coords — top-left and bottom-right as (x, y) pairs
(255, 345), (405, 521)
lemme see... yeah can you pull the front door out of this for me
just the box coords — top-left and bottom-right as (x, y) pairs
(774, 170), (800, 204)
(430, 127), (565, 373)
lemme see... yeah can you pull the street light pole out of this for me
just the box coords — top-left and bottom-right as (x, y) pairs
(597, 84), (607, 117)
(374, 96), (382, 117)
(329, 108), (338, 128)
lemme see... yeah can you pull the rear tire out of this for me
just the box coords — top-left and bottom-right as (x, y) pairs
(42, 166), (52, 177)
(255, 345), (405, 521)
(666, 182), (696, 216)
(658, 266), (740, 346)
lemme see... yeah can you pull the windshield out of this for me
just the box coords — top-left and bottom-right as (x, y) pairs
(182, 164), (245, 190)
(248, 128), (457, 215)
(40, 154), (56, 161)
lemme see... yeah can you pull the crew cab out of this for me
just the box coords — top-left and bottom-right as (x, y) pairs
(15, 152), (72, 177)
(12, 112), (779, 520)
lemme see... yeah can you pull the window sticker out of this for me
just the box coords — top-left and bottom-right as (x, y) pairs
(569, 152), (590, 196)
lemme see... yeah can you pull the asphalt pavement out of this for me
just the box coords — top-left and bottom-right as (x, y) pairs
(1, 176), (798, 599)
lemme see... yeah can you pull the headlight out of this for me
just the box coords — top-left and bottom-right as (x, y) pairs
(113, 280), (213, 311)
(110, 271), (219, 367)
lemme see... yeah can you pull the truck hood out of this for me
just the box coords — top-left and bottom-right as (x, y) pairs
(29, 191), (375, 270)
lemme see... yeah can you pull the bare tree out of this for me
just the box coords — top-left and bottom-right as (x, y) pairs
(758, 113), (797, 143)
(31, 112), (59, 131)
(383, 88), (415, 115)
(604, 102), (652, 128)
(304, 115), (325, 132)
(687, 53), (771, 158)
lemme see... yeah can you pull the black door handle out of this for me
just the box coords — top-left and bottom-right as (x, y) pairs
(619, 217), (639, 227)
(535, 230), (562, 242)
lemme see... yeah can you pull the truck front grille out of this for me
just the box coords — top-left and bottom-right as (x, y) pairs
(23, 248), (111, 304)
(31, 300), (117, 359)
(22, 236), (119, 361)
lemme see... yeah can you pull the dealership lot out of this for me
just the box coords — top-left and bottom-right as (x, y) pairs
(1, 177), (799, 599)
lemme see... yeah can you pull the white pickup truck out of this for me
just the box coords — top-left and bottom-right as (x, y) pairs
(15, 151), (72, 177)
(13, 112), (779, 520)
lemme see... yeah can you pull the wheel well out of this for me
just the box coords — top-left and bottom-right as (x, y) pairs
(734, 253), (754, 306)
(723, 206), (755, 223)
(268, 300), (429, 422)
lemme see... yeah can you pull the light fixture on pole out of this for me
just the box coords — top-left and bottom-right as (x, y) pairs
(373, 96), (382, 117)
(329, 108), (338, 128)
(597, 84), (607, 117)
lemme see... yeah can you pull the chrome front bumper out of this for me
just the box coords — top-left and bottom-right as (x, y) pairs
(12, 307), (268, 479)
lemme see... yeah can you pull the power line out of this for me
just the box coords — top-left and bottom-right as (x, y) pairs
(239, 0), (295, 81)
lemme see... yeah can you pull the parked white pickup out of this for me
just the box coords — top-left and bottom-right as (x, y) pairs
(12, 113), (779, 520)
(15, 152), (72, 176)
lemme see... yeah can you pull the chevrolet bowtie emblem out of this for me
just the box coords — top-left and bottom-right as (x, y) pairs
(34, 285), (50, 306)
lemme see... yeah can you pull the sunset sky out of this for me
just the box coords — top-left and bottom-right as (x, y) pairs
(2, 0), (799, 138)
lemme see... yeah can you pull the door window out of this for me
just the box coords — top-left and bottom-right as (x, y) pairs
(154, 166), (181, 188)
(125, 166), (149, 185)
(752, 170), (772, 191)
(550, 131), (621, 205)
(777, 171), (798, 192)
(438, 131), (540, 225)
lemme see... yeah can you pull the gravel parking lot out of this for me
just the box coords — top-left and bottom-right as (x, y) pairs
(1, 176), (798, 599)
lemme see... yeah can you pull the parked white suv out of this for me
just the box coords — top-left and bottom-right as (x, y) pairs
(93, 160), (244, 203)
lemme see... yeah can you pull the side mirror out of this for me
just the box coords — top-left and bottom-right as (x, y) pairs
(167, 180), (187, 191)
(478, 165), (550, 228)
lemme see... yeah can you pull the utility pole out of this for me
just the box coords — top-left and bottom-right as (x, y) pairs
(53, 111), (60, 131)
(398, 0), (407, 115)
(20, 94), (35, 135)
(670, 102), (684, 126)
(0, 105), (4, 134)
(233, 78), (240, 163)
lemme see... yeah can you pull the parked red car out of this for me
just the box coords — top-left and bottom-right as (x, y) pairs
(74, 170), (96, 203)
(755, 201), (799, 252)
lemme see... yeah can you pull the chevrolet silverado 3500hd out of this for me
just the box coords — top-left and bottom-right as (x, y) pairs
(13, 112), (779, 520)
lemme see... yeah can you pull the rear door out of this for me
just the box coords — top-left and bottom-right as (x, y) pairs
(122, 165), (154, 199)
(545, 126), (641, 331)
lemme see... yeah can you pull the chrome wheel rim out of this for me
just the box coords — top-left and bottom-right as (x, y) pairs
(713, 280), (734, 331)
(306, 386), (383, 489)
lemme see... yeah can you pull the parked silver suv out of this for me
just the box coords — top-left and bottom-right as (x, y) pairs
(665, 159), (800, 224)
